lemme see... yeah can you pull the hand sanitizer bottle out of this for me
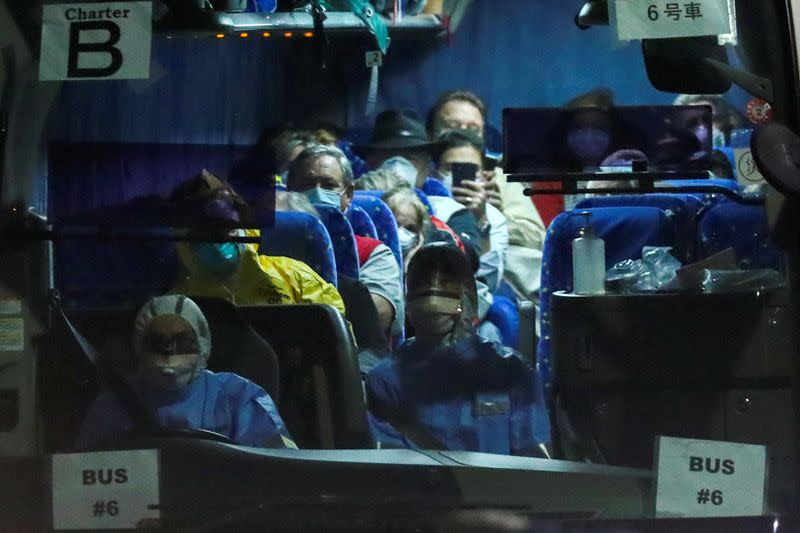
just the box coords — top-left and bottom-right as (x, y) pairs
(572, 212), (606, 295)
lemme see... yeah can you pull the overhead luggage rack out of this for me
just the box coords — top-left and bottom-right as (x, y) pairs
(157, 11), (445, 38)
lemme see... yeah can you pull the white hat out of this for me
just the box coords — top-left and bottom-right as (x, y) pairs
(132, 295), (211, 362)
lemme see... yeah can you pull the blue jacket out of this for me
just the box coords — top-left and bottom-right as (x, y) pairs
(366, 335), (551, 455)
(76, 370), (292, 449)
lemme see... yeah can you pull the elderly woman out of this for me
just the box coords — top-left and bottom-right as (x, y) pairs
(75, 295), (294, 449)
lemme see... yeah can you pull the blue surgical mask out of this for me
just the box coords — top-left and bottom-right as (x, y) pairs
(193, 241), (242, 279)
(567, 127), (611, 164)
(303, 187), (343, 211)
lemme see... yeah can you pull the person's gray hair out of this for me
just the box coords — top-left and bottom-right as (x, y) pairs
(275, 190), (319, 216)
(287, 143), (354, 188)
(354, 168), (409, 191)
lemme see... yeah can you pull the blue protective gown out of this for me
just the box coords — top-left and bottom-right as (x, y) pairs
(76, 370), (292, 449)
(366, 335), (551, 455)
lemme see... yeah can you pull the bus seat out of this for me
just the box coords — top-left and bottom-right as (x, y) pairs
(413, 188), (436, 215)
(575, 194), (704, 263)
(421, 177), (451, 198)
(347, 204), (379, 239)
(662, 178), (741, 205)
(314, 204), (360, 280)
(485, 295), (520, 350)
(539, 207), (678, 394)
(238, 304), (373, 449)
(192, 298), (280, 400)
(698, 200), (784, 271)
(258, 212), (338, 287)
(354, 188), (435, 216)
(351, 196), (403, 272)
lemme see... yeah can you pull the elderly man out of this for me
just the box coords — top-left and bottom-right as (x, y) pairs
(287, 145), (405, 339)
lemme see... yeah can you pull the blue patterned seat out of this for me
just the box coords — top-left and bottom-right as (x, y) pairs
(698, 200), (783, 271)
(421, 177), (451, 198)
(662, 178), (741, 205)
(313, 204), (360, 280)
(351, 196), (403, 272)
(575, 194), (703, 263)
(347, 204), (378, 239)
(485, 295), (520, 350)
(258, 211), (338, 287)
(539, 207), (678, 396)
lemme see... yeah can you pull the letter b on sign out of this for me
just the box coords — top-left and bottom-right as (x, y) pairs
(39, 2), (152, 81)
(68, 21), (123, 78)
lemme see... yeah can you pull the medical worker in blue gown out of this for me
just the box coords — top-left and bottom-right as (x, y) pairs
(76, 295), (294, 449)
(367, 243), (551, 457)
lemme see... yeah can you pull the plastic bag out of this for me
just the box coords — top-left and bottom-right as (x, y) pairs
(700, 269), (785, 293)
(605, 247), (681, 293)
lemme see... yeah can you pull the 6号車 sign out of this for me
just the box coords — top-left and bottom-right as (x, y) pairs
(615, 0), (731, 41)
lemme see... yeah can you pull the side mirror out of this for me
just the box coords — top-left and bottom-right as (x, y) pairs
(642, 36), (732, 94)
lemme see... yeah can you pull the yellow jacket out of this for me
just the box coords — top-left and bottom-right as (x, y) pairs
(171, 239), (346, 315)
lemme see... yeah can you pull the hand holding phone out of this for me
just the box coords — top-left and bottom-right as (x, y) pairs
(451, 162), (479, 189)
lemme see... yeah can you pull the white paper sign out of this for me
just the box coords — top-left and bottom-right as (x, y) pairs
(615, 0), (731, 41)
(655, 436), (766, 518)
(52, 449), (160, 530)
(39, 2), (152, 81)
(733, 148), (765, 186)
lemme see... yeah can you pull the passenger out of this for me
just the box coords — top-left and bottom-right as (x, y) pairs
(673, 94), (746, 147)
(76, 295), (294, 449)
(286, 145), (405, 338)
(275, 191), (390, 361)
(426, 89), (546, 252)
(366, 243), (551, 456)
(432, 129), (509, 292)
(355, 168), (498, 341)
(355, 109), (440, 188)
(354, 168), (464, 255)
(169, 170), (346, 313)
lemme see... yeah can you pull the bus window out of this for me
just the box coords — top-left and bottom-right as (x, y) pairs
(1, 0), (799, 528)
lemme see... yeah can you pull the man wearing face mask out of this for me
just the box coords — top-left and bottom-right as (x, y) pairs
(366, 244), (551, 456)
(75, 295), (294, 449)
(287, 145), (404, 338)
(170, 171), (346, 314)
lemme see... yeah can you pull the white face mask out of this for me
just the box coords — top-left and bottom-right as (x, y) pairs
(380, 156), (419, 188)
(437, 170), (453, 190)
(140, 357), (200, 391)
(398, 226), (420, 254)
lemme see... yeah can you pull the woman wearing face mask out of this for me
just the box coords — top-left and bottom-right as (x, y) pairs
(365, 243), (552, 456)
(75, 295), (295, 449)
(169, 171), (346, 314)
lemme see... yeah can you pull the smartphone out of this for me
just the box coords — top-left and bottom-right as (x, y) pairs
(451, 162), (479, 189)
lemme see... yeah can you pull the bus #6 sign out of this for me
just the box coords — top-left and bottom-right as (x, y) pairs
(39, 2), (152, 81)
(654, 436), (767, 518)
(615, 0), (731, 41)
(51, 449), (160, 530)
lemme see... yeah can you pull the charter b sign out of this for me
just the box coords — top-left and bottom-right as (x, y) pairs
(39, 2), (152, 81)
